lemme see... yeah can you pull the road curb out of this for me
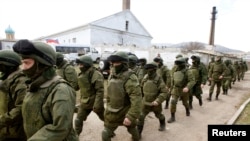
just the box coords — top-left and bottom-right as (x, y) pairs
(227, 97), (250, 124)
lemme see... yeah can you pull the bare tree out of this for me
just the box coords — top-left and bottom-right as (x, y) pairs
(181, 42), (205, 53)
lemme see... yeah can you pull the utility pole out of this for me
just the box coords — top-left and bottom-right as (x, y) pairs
(209, 6), (217, 49)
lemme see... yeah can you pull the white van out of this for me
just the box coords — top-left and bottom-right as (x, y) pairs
(50, 44), (101, 63)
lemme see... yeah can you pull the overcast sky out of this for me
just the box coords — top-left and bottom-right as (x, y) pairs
(0, 0), (249, 52)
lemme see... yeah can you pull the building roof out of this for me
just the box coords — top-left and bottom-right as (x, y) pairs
(35, 10), (152, 40)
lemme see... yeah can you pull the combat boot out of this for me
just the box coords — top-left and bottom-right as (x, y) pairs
(198, 98), (203, 106)
(137, 125), (144, 139)
(185, 107), (190, 116)
(164, 101), (169, 109)
(189, 102), (193, 110)
(74, 118), (83, 135)
(158, 118), (166, 131)
(167, 113), (175, 123)
(207, 93), (212, 101)
(222, 89), (226, 94)
(215, 93), (219, 100)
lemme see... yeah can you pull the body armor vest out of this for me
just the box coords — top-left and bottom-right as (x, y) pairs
(78, 70), (95, 104)
(143, 75), (160, 106)
(173, 70), (186, 87)
(106, 71), (132, 112)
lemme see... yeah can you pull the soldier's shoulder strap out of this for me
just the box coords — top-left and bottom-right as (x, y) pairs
(41, 76), (71, 123)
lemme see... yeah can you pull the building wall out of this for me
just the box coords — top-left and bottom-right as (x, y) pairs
(0, 41), (16, 50)
(45, 29), (91, 45)
(91, 27), (151, 48)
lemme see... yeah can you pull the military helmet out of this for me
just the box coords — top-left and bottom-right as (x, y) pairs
(139, 58), (147, 63)
(56, 52), (64, 59)
(0, 50), (21, 66)
(153, 57), (163, 63)
(76, 55), (93, 66)
(175, 57), (186, 65)
(144, 62), (157, 69)
(107, 51), (128, 62)
(176, 54), (183, 59)
(128, 54), (138, 63)
(13, 39), (56, 66)
(191, 55), (200, 62)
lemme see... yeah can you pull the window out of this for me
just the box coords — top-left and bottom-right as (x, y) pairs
(72, 38), (76, 43)
(125, 21), (129, 31)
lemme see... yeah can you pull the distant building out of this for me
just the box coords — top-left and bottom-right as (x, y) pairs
(35, 1), (152, 50)
(0, 25), (17, 50)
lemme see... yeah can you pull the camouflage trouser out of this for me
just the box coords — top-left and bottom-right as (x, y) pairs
(138, 104), (165, 126)
(102, 124), (140, 141)
(209, 80), (222, 96)
(222, 77), (231, 90)
(75, 106), (104, 135)
(169, 91), (189, 113)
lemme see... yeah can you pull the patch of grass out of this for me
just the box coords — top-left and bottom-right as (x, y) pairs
(234, 102), (250, 124)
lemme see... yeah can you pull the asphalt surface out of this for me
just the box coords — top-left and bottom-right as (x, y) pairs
(76, 71), (250, 141)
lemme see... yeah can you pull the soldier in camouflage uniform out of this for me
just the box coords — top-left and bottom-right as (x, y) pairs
(208, 56), (227, 101)
(13, 39), (78, 141)
(137, 62), (168, 138)
(238, 60), (244, 81)
(207, 56), (215, 86)
(241, 60), (248, 80)
(188, 55), (207, 109)
(137, 58), (147, 97)
(137, 58), (147, 84)
(0, 50), (28, 141)
(102, 51), (142, 141)
(153, 57), (171, 109)
(167, 58), (195, 123)
(222, 59), (236, 95)
(56, 52), (79, 91)
(74, 55), (105, 136)
(233, 61), (240, 83)
(128, 54), (139, 74)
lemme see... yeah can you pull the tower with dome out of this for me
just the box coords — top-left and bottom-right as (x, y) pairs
(0, 25), (17, 50)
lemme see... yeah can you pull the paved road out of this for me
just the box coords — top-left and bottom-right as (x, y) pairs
(76, 71), (250, 141)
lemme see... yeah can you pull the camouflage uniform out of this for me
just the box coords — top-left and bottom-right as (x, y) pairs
(0, 50), (27, 141)
(241, 61), (248, 80)
(56, 52), (79, 91)
(233, 61), (240, 83)
(188, 55), (207, 109)
(222, 59), (236, 95)
(13, 40), (78, 141)
(102, 51), (142, 141)
(137, 58), (147, 97)
(137, 62), (168, 138)
(153, 57), (171, 109)
(137, 58), (147, 84)
(207, 56), (215, 86)
(128, 54), (139, 75)
(74, 55), (105, 135)
(208, 56), (227, 101)
(168, 58), (195, 123)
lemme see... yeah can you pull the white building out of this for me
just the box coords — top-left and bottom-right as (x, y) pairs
(35, 1), (152, 52)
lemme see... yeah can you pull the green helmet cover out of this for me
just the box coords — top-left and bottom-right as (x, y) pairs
(108, 51), (129, 62)
(76, 55), (93, 66)
(0, 50), (21, 66)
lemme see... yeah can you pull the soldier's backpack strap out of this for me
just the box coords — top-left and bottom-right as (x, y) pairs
(62, 63), (71, 79)
(41, 76), (71, 124)
(122, 69), (136, 90)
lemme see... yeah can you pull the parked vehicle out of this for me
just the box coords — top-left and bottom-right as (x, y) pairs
(50, 44), (101, 64)
(98, 51), (114, 79)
